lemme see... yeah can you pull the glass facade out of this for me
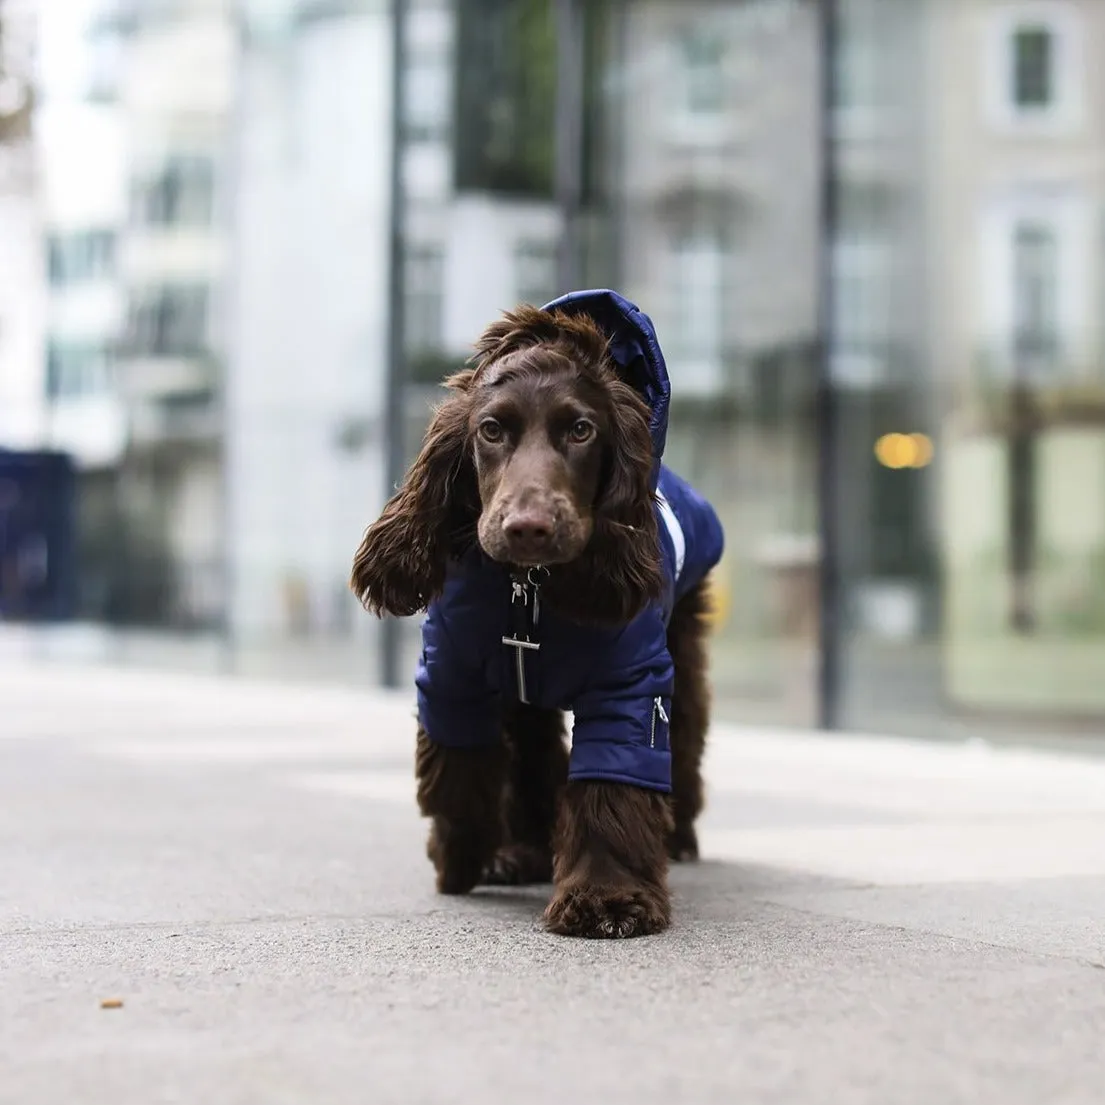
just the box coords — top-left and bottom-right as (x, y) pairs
(395, 0), (822, 727)
(392, 0), (1105, 743)
(828, 0), (1105, 744)
(5, 0), (1105, 747)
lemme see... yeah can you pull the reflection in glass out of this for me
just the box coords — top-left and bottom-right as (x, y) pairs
(11, 0), (1105, 746)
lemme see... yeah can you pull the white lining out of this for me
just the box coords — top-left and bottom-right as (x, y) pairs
(655, 490), (686, 583)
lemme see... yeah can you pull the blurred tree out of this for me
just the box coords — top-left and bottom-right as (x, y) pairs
(453, 0), (556, 197)
(578, 0), (609, 208)
(0, 0), (34, 144)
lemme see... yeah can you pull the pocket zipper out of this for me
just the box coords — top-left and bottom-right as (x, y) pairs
(650, 696), (669, 748)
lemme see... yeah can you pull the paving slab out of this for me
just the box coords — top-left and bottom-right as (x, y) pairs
(2, 660), (1104, 1105)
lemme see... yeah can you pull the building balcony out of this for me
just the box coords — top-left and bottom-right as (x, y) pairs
(635, 141), (758, 213)
(127, 394), (220, 451)
(48, 283), (125, 337)
(96, 0), (227, 35)
(119, 228), (225, 285)
(114, 350), (217, 402)
(970, 337), (1079, 390)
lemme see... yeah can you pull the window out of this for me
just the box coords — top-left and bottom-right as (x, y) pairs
(667, 226), (728, 392)
(831, 0), (884, 117)
(46, 342), (111, 398)
(985, 5), (1080, 132)
(832, 238), (891, 350)
(405, 52), (450, 141)
(47, 231), (115, 286)
(131, 156), (214, 227)
(453, 0), (555, 198)
(125, 286), (209, 357)
(514, 240), (557, 308)
(832, 19), (875, 113)
(86, 24), (122, 102)
(1012, 221), (1060, 366)
(677, 28), (726, 117)
(404, 244), (444, 351)
(830, 233), (892, 385)
(978, 190), (1086, 380)
(1011, 26), (1053, 108)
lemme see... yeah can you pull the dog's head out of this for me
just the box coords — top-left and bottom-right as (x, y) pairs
(351, 305), (663, 625)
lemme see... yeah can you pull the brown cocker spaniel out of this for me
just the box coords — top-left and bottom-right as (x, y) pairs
(352, 290), (724, 938)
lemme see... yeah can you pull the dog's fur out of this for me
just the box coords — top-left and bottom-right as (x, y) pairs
(352, 305), (712, 938)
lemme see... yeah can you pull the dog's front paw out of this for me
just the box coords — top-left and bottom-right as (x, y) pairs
(482, 843), (553, 886)
(544, 881), (670, 939)
(426, 819), (496, 895)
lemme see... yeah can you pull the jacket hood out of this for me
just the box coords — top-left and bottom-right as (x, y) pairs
(542, 289), (670, 476)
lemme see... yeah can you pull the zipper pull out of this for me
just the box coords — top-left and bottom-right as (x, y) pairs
(650, 696), (669, 748)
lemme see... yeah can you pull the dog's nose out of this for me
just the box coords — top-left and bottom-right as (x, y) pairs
(502, 511), (555, 562)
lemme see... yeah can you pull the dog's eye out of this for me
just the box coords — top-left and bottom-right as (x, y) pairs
(478, 419), (504, 444)
(568, 419), (595, 444)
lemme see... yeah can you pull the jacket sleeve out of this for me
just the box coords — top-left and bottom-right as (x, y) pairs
(415, 602), (500, 749)
(568, 608), (675, 792)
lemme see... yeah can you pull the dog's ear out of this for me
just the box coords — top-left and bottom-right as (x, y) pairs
(350, 371), (477, 617)
(547, 375), (663, 625)
(590, 376), (664, 617)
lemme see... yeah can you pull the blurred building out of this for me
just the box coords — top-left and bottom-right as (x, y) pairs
(821, 0), (1105, 734)
(36, 0), (127, 470)
(390, 0), (1105, 739)
(612, 0), (822, 722)
(0, 0), (44, 450)
(21, 0), (234, 628)
(32, 1), (128, 629)
(396, 0), (558, 377)
(393, 0), (824, 721)
(99, 0), (234, 628)
(827, 0), (940, 725)
(225, 0), (393, 644)
(925, 0), (1105, 721)
(5, 0), (1105, 745)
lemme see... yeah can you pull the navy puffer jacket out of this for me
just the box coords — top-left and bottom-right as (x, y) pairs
(415, 290), (725, 792)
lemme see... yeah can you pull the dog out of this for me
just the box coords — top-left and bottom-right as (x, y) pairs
(351, 289), (724, 938)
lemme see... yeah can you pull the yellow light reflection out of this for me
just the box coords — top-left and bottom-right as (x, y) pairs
(703, 573), (731, 633)
(874, 432), (934, 469)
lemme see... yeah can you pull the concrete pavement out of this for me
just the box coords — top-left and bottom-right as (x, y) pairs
(2, 659), (1104, 1105)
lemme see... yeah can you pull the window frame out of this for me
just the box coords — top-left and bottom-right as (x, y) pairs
(1011, 219), (1061, 367)
(977, 186), (1092, 382)
(130, 155), (215, 229)
(664, 222), (731, 396)
(666, 18), (734, 146)
(47, 230), (116, 287)
(676, 26), (727, 119)
(983, 2), (1082, 137)
(46, 341), (112, 399)
(513, 238), (558, 309)
(125, 284), (210, 359)
(1010, 25), (1054, 109)
(403, 242), (446, 353)
(829, 232), (894, 388)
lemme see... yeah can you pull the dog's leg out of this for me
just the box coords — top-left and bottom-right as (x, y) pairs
(416, 726), (505, 895)
(544, 780), (672, 938)
(483, 705), (568, 886)
(666, 577), (712, 862)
